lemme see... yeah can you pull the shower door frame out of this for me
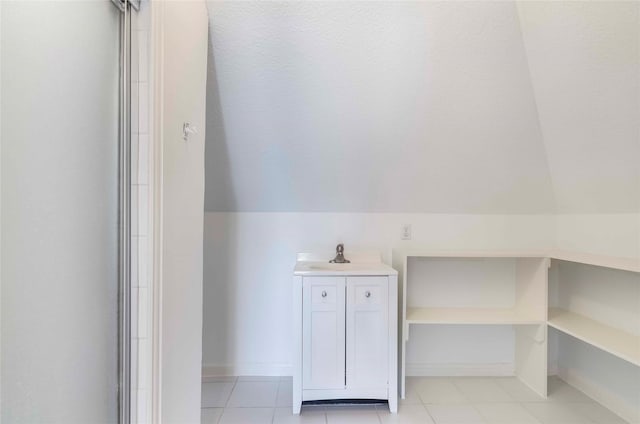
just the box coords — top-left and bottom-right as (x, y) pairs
(113, 0), (139, 423)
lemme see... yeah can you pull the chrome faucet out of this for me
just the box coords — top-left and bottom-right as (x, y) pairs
(329, 244), (350, 263)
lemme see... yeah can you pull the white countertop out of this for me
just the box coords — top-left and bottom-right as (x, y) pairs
(294, 252), (398, 276)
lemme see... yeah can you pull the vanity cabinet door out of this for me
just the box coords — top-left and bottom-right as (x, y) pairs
(346, 276), (389, 389)
(302, 277), (346, 390)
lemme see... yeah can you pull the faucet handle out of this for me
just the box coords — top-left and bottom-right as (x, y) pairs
(329, 244), (349, 263)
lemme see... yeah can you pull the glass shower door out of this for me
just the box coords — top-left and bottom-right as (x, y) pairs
(1, 0), (131, 422)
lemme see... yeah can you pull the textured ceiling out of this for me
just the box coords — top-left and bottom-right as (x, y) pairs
(518, 1), (640, 213)
(204, 1), (639, 213)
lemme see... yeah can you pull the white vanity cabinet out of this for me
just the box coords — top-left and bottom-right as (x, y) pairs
(293, 253), (398, 414)
(346, 276), (390, 390)
(302, 276), (346, 391)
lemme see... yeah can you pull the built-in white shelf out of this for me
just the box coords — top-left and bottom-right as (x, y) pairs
(548, 308), (640, 367)
(393, 249), (640, 273)
(407, 307), (544, 325)
(394, 248), (640, 424)
(394, 249), (548, 260)
(552, 250), (640, 274)
(396, 254), (549, 399)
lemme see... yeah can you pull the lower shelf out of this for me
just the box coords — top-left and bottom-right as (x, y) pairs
(406, 307), (544, 325)
(547, 308), (640, 367)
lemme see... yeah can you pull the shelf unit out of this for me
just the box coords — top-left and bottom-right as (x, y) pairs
(394, 252), (549, 399)
(406, 307), (544, 325)
(547, 258), (640, 367)
(552, 250), (640, 274)
(393, 249), (640, 423)
(548, 308), (640, 367)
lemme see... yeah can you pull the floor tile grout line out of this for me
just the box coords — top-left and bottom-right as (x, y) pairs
(271, 388), (280, 424)
(274, 380), (282, 411)
(423, 403), (437, 424)
(224, 376), (238, 409)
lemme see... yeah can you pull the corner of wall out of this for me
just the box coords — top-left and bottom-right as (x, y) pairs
(514, 1), (559, 219)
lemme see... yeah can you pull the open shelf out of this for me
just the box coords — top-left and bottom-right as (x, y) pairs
(548, 308), (640, 367)
(395, 249), (639, 421)
(552, 250), (640, 274)
(407, 307), (544, 325)
(398, 256), (550, 399)
(393, 249), (640, 273)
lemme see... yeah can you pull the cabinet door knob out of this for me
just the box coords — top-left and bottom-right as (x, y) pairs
(321, 290), (327, 298)
(365, 291), (371, 298)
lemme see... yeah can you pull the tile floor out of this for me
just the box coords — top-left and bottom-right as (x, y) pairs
(201, 376), (629, 424)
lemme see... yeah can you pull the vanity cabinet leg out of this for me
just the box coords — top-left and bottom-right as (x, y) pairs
(388, 395), (398, 414)
(292, 400), (302, 415)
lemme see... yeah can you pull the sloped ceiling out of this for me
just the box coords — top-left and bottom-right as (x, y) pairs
(204, 1), (639, 213)
(518, 1), (639, 213)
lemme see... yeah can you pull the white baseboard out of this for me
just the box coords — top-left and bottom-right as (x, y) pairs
(558, 369), (640, 424)
(202, 363), (292, 378)
(205, 362), (513, 379)
(406, 362), (514, 377)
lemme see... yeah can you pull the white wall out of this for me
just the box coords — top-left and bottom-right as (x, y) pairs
(202, 212), (554, 375)
(158, 0), (209, 422)
(202, 212), (639, 376)
(204, 1), (555, 214)
(556, 214), (640, 260)
(201, 0), (640, 387)
(518, 1), (640, 213)
(1, 1), (119, 422)
(204, 1), (639, 215)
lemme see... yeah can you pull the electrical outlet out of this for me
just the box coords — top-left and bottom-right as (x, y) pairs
(401, 224), (412, 240)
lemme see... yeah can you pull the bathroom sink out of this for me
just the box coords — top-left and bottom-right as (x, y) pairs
(307, 263), (360, 271)
(293, 256), (397, 276)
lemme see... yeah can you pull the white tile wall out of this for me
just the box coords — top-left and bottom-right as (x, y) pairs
(138, 82), (149, 134)
(137, 237), (149, 288)
(132, 2), (152, 423)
